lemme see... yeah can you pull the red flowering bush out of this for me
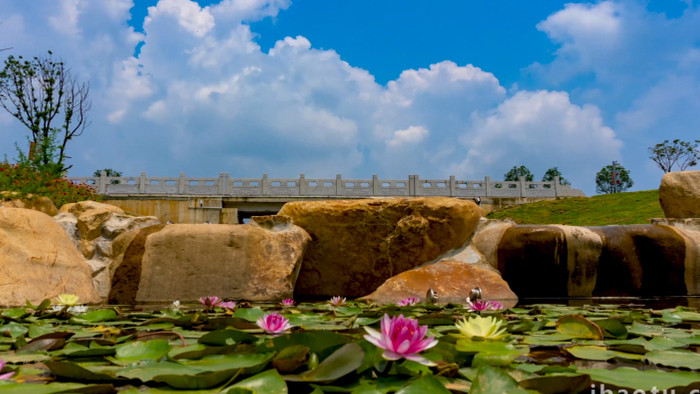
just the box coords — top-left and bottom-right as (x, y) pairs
(0, 162), (102, 208)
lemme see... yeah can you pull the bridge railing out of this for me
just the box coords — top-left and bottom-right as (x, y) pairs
(67, 173), (585, 198)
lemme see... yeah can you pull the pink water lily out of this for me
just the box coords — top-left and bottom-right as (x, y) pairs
(0, 359), (14, 380)
(199, 296), (222, 307)
(329, 296), (346, 306)
(397, 297), (419, 307)
(257, 313), (293, 334)
(466, 299), (503, 312)
(281, 298), (295, 307)
(219, 301), (236, 309)
(364, 314), (438, 366)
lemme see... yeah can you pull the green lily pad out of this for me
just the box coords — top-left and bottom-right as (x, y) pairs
(1, 322), (28, 338)
(233, 307), (266, 322)
(273, 345), (310, 373)
(284, 343), (364, 383)
(0, 353), (51, 363)
(593, 318), (627, 339)
(395, 374), (450, 393)
(56, 341), (116, 357)
(45, 361), (127, 382)
(182, 352), (274, 374)
(556, 315), (603, 340)
(469, 365), (537, 394)
(522, 332), (579, 346)
(117, 360), (197, 381)
(605, 337), (648, 354)
(645, 349), (700, 369)
(199, 328), (258, 346)
(627, 322), (696, 339)
(0, 381), (116, 393)
(583, 367), (700, 390)
(223, 369), (288, 393)
(115, 339), (171, 361)
(1, 308), (27, 319)
(262, 331), (351, 356)
(27, 324), (55, 338)
(153, 367), (242, 389)
(645, 336), (685, 351)
(519, 373), (591, 394)
(565, 345), (643, 361)
(71, 309), (118, 324)
(456, 340), (525, 367)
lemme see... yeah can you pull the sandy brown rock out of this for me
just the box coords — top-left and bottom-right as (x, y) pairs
(655, 224), (700, 296)
(659, 170), (700, 218)
(109, 224), (165, 304)
(54, 201), (160, 300)
(362, 260), (517, 305)
(590, 225), (687, 296)
(133, 216), (310, 303)
(0, 208), (99, 306)
(278, 197), (482, 298)
(470, 219), (515, 270)
(0, 192), (58, 216)
(498, 224), (690, 298)
(59, 200), (124, 216)
(498, 225), (571, 297)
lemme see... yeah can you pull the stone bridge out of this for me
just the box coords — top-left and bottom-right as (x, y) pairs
(67, 173), (585, 224)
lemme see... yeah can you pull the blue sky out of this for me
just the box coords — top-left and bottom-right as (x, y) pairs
(1, 0), (699, 195)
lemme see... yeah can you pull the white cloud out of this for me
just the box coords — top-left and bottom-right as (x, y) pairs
(387, 126), (429, 148)
(452, 91), (622, 191)
(212, 0), (291, 23)
(532, 1), (624, 84)
(529, 0), (700, 191)
(1, 0), (644, 195)
(145, 0), (215, 38)
(48, 0), (82, 36)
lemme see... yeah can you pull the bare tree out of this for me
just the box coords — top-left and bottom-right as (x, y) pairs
(0, 50), (90, 174)
(648, 139), (699, 173)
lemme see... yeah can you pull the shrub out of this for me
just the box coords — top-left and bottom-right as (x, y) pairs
(0, 162), (102, 208)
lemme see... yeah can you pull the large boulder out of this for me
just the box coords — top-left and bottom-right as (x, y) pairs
(278, 197), (482, 298)
(109, 224), (166, 304)
(659, 170), (700, 218)
(0, 208), (99, 306)
(54, 201), (161, 299)
(469, 218), (515, 270)
(590, 225), (688, 297)
(498, 224), (696, 298)
(0, 192), (58, 216)
(132, 215), (310, 303)
(362, 260), (517, 305)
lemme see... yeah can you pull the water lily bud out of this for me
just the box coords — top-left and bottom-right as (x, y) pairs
(307, 353), (319, 370)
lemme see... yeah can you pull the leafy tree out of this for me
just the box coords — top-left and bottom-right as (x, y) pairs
(542, 167), (571, 186)
(648, 139), (699, 173)
(595, 163), (633, 194)
(504, 165), (534, 182)
(503, 165), (534, 188)
(93, 168), (122, 184)
(0, 51), (90, 175)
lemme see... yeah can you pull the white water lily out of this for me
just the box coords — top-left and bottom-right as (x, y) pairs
(455, 315), (508, 340)
(50, 305), (87, 313)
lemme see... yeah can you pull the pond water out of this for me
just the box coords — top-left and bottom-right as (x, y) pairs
(517, 296), (700, 310)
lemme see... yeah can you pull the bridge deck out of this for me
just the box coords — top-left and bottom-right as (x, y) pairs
(68, 173), (585, 199)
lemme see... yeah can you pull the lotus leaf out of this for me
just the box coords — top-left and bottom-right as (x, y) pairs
(555, 315), (603, 339)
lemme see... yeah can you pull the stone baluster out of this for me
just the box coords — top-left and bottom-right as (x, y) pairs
(262, 174), (269, 195)
(299, 174), (307, 195)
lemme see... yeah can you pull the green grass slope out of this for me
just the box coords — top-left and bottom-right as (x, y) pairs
(486, 190), (664, 226)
